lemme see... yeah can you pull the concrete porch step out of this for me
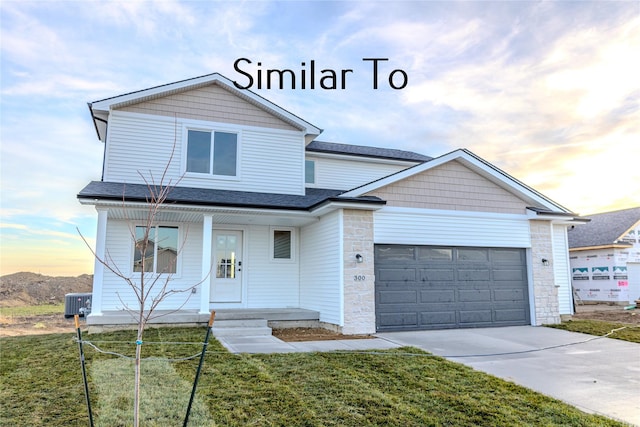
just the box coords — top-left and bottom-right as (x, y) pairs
(211, 318), (272, 337)
(213, 308), (319, 322)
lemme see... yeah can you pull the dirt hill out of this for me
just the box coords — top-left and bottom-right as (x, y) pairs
(0, 272), (93, 307)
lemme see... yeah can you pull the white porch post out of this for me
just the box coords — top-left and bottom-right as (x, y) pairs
(200, 215), (213, 314)
(90, 207), (108, 316)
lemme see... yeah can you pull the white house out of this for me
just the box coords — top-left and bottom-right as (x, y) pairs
(568, 207), (640, 305)
(79, 73), (587, 334)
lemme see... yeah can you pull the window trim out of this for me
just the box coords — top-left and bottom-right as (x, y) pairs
(183, 125), (241, 181)
(131, 224), (182, 276)
(270, 226), (296, 263)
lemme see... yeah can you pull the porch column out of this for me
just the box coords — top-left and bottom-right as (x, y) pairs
(199, 214), (213, 314)
(90, 207), (108, 316)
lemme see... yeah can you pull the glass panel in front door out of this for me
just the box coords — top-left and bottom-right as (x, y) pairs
(216, 234), (237, 279)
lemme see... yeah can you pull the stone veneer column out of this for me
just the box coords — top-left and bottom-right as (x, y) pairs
(342, 209), (376, 335)
(529, 220), (560, 325)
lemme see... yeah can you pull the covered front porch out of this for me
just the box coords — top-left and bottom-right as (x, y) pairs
(80, 183), (383, 335)
(86, 308), (321, 334)
(87, 201), (327, 317)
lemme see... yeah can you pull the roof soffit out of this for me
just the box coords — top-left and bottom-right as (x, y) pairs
(305, 150), (423, 166)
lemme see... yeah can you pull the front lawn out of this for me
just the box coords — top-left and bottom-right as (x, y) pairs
(0, 328), (624, 426)
(546, 319), (640, 344)
(0, 302), (65, 317)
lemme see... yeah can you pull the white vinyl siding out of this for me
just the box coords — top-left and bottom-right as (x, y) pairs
(374, 207), (532, 248)
(553, 224), (573, 314)
(300, 210), (342, 325)
(104, 111), (305, 195)
(104, 112), (182, 183)
(100, 219), (203, 311)
(240, 129), (304, 194)
(244, 225), (300, 307)
(308, 155), (411, 190)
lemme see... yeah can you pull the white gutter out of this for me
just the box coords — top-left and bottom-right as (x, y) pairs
(78, 197), (383, 220)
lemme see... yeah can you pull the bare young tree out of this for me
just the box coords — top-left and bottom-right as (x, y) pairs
(79, 121), (206, 426)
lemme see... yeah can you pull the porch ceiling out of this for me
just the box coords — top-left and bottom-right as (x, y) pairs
(103, 206), (320, 226)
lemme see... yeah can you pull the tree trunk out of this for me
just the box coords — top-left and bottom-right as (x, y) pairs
(134, 337), (142, 427)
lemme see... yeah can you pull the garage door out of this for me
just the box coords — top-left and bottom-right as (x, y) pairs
(375, 245), (530, 331)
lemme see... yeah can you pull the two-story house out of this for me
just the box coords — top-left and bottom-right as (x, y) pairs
(78, 73), (586, 334)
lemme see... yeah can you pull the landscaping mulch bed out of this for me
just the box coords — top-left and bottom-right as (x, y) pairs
(571, 306), (639, 324)
(272, 327), (374, 342)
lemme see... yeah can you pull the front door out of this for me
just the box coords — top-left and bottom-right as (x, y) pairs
(211, 230), (243, 303)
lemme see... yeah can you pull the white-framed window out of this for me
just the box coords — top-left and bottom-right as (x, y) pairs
(305, 160), (315, 184)
(133, 225), (179, 274)
(186, 129), (238, 177)
(270, 227), (295, 262)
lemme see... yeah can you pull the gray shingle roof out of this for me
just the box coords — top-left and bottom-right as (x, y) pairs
(306, 141), (432, 162)
(77, 181), (384, 210)
(567, 207), (640, 249)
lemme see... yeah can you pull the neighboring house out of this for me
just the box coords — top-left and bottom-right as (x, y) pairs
(568, 207), (640, 304)
(78, 73), (588, 334)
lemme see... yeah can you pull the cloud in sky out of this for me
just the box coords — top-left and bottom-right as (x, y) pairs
(1, 1), (638, 275)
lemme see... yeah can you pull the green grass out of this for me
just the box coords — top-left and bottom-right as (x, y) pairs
(92, 359), (213, 426)
(546, 319), (640, 343)
(1, 328), (625, 426)
(0, 303), (65, 316)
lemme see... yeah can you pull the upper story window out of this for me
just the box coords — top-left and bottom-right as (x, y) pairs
(305, 160), (315, 184)
(133, 225), (178, 274)
(186, 129), (238, 177)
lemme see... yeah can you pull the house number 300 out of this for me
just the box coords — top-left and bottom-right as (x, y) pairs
(354, 275), (366, 281)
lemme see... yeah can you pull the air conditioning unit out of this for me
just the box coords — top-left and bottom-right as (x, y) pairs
(64, 293), (92, 318)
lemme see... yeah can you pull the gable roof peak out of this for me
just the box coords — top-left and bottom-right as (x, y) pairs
(341, 147), (574, 214)
(88, 72), (322, 142)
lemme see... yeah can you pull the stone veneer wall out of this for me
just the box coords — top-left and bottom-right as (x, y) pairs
(530, 220), (561, 325)
(342, 209), (376, 335)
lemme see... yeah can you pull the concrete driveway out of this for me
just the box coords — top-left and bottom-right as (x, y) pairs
(377, 326), (640, 426)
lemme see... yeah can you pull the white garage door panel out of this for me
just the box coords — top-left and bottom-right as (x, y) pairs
(374, 209), (532, 248)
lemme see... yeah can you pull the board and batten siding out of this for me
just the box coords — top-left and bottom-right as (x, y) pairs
(307, 155), (411, 190)
(99, 219), (203, 311)
(300, 210), (343, 325)
(553, 224), (573, 314)
(104, 110), (306, 195)
(244, 225), (300, 308)
(374, 207), (532, 248)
